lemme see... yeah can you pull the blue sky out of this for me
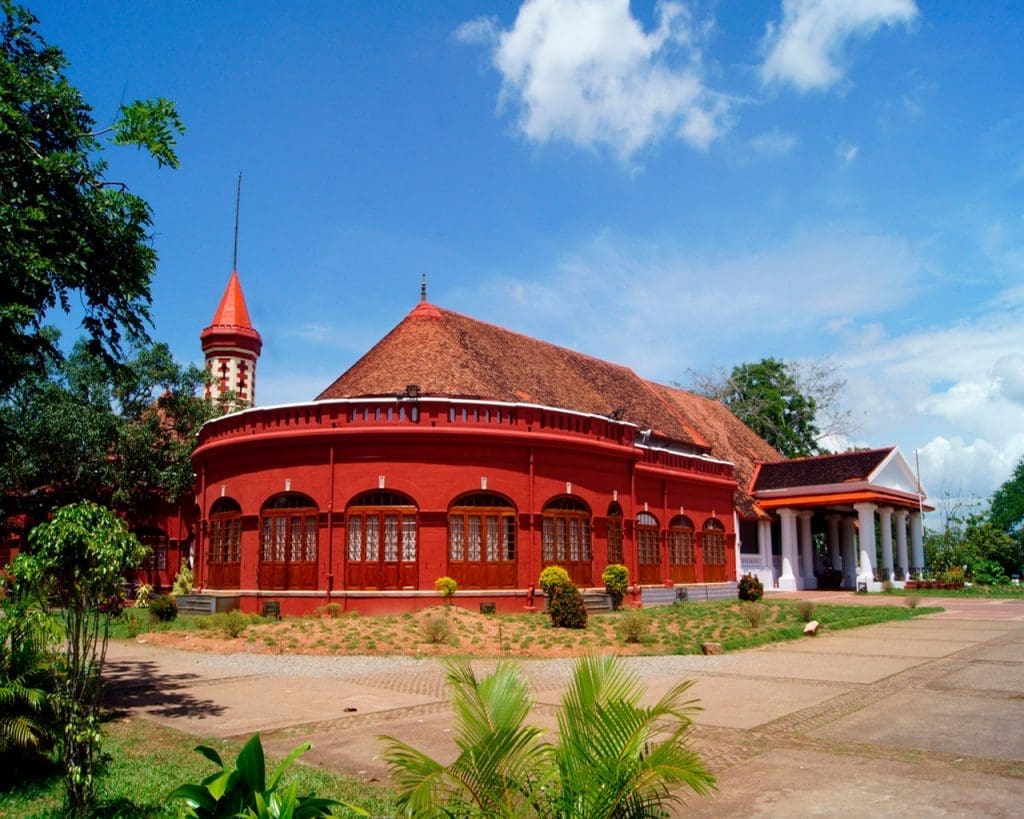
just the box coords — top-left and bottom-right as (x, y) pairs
(31, 1), (1024, 505)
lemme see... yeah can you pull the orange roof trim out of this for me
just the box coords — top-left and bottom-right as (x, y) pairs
(757, 490), (932, 512)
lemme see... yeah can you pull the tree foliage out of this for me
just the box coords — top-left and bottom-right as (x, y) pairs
(0, 336), (215, 525)
(0, 1), (184, 395)
(688, 356), (853, 458)
(990, 455), (1024, 536)
(11, 501), (148, 817)
(379, 654), (715, 817)
(924, 496), (1022, 582)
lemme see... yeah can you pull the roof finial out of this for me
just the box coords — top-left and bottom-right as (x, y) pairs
(232, 172), (242, 271)
(420, 274), (427, 303)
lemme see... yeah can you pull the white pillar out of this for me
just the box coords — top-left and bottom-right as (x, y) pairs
(894, 509), (909, 580)
(798, 511), (817, 589)
(878, 506), (894, 582)
(778, 508), (799, 591)
(826, 514), (841, 571)
(854, 502), (878, 586)
(757, 518), (774, 586)
(840, 516), (857, 589)
(910, 511), (925, 575)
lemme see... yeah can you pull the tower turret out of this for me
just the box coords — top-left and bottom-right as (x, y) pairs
(200, 271), (262, 407)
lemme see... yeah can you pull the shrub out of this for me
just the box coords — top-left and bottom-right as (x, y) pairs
(421, 614), (454, 644)
(549, 583), (587, 629)
(539, 566), (571, 597)
(602, 564), (629, 611)
(324, 602), (342, 618)
(171, 561), (193, 596)
(796, 600), (816, 622)
(434, 576), (458, 604)
(219, 609), (249, 639)
(737, 573), (764, 602)
(740, 601), (766, 628)
(970, 559), (1008, 586)
(905, 594), (920, 609)
(169, 733), (339, 817)
(149, 594), (178, 622)
(134, 583), (153, 608)
(617, 609), (649, 643)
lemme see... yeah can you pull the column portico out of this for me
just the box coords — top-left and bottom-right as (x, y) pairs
(826, 514), (841, 570)
(778, 508), (800, 591)
(910, 511), (925, 575)
(798, 511), (817, 589)
(757, 519), (774, 587)
(878, 506), (894, 582)
(894, 509), (909, 580)
(840, 516), (857, 589)
(854, 502), (878, 586)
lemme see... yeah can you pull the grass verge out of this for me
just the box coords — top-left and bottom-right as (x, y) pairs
(0, 718), (395, 818)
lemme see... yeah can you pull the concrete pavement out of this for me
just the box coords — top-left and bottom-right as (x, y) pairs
(105, 594), (1024, 816)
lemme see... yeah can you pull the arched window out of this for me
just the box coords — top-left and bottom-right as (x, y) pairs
(606, 502), (624, 565)
(260, 493), (318, 590)
(541, 496), (592, 587)
(346, 491), (417, 590)
(208, 497), (242, 588)
(702, 517), (727, 582)
(636, 512), (661, 584)
(448, 492), (516, 590)
(668, 515), (695, 583)
(134, 527), (169, 572)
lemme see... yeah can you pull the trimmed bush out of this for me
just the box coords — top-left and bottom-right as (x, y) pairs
(148, 593), (177, 622)
(549, 583), (588, 629)
(616, 609), (650, 644)
(434, 576), (458, 604)
(602, 563), (629, 611)
(737, 573), (764, 602)
(539, 566), (572, 597)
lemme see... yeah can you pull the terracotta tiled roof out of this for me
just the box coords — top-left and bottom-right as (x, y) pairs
(753, 448), (894, 491)
(649, 384), (782, 518)
(316, 302), (786, 517)
(317, 302), (711, 448)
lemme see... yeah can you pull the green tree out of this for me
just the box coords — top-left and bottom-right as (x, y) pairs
(380, 654), (715, 817)
(688, 357), (852, 458)
(0, 337), (214, 525)
(0, 1), (184, 395)
(990, 455), (1024, 536)
(720, 358), (819, 457)
(11, 501), (148, 817)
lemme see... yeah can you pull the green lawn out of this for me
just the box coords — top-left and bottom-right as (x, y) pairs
(0, 718), (394, 818)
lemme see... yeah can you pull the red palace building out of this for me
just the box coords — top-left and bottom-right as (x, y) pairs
(189, 274), (929, 615)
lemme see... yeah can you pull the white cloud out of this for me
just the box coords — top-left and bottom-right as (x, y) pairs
(454, 226), (1024, 502)
(457, 0), (729, 159)
(836, 141), (858, 163)
(749, 129), (798, 156)
(458, 226), (924, 382)
(761, 0), (919, 92)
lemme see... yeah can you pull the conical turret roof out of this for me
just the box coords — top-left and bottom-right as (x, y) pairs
(200, 271), (262, 352)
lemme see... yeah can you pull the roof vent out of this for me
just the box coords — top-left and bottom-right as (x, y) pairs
(405, 384), (421, 397)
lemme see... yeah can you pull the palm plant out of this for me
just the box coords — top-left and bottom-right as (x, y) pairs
(544, 654), (716, 817)
(0, 597), (58, 757)
(380, 661), (550, 817)
(380, 655), (715, 817)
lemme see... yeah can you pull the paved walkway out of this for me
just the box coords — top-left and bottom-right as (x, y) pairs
(105, 594), (1024, 817)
